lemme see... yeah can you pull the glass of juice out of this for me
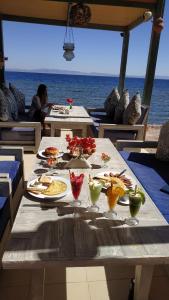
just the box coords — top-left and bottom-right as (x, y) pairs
(104, 180), (125, 219)
(88, 177), (103, 212)
(69, 171), (84, 207)
(101, 153), (111, 168)
(125, 187), (145, 226)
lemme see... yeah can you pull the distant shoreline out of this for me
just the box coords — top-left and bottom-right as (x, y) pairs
(5, 70), (169, 80)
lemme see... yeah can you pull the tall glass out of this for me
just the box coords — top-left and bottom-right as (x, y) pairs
(125, 189), (145, 226)
(69, 171), (84, 207)
(104, 187), (121, 219)
(88, 179), (103, 212)
(101, 153), (111, 168)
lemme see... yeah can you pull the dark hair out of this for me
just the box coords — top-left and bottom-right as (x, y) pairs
(36, 84), (47, 98)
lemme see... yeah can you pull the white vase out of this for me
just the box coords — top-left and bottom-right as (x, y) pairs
(64, 156), (91, 169)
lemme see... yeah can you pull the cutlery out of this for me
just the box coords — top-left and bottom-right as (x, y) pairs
(117, 169), (127, 177)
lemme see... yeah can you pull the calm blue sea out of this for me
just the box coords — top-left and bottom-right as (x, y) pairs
(5, 71), (169, 124)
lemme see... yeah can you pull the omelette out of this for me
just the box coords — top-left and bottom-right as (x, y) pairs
(42, 180), (67, 196)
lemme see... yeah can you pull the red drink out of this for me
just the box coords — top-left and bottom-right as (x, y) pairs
(70, 172), (84, 204)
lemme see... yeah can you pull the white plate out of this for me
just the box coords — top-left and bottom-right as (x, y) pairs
(38, 149), (64, 159)
(96, 169), (134, 190)
(96, 170), (134, 206)
(27, 176), (71, 199)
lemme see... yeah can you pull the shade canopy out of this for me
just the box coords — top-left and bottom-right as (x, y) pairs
(0, 0), (157, 31)
(0, 0), (165, 107)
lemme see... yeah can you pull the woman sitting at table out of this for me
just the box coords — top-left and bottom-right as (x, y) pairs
(28, 84), (53, 123)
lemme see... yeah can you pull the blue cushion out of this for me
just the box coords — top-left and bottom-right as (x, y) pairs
(0, 196), (10, 239)
(120, 151), (169, 223)
(0, 161), (21, 196)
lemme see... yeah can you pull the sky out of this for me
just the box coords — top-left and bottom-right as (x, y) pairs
(3, 2), (169, 77)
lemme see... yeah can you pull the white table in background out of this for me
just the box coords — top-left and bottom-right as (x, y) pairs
(45, 105), (93, 137)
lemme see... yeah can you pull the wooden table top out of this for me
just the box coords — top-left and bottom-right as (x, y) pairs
(3, 138), (169, 269)
(49, 105), (90, 118)
(45, 106), (93, 124)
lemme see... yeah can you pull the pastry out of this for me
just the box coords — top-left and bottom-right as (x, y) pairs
(44, 147), (59, 156)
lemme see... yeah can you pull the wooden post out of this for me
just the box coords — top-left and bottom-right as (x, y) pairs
(143, 0), (165, 105)
(118, 31), (130, 95)
(0, 19), (5, 86)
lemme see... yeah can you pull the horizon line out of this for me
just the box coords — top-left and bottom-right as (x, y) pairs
(5, 68), (169, 80)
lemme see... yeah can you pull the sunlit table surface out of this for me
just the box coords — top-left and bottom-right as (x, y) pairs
(3, 137), (169, 300)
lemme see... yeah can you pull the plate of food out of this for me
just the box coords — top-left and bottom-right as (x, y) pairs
(38, 147), (64, 159)
(94, 170), (134, 205)
(27, 174), (70, 199)
(94, 170), (133, 190)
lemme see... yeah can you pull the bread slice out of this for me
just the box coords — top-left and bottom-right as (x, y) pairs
(39, 175), (53, 185)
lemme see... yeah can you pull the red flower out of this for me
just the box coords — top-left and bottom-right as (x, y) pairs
(67, 98), (74, 104)
(66, 136), (96, 156)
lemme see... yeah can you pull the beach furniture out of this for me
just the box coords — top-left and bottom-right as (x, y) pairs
(117, 139), (169, 223)
(0, 121), (41, 153)
(87, 105), (149, 143)
(0, 147), (24, 258)
(45, 105), (93, 137)
(0, 85), (41, 153)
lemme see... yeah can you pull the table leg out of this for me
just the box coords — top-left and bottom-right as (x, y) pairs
(29, 268), (45, 300)
(50, 124), (55, 137)
(82, 126), (87, 137)
(134, 265), (154, 300)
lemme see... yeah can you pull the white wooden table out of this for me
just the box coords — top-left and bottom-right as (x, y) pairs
(45, 106), (93, 137)
(3, 138), (169, 300)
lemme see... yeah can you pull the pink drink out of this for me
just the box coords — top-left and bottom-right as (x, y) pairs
(70, 172), (84, 201)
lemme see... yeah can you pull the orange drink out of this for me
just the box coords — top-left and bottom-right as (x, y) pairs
(107, 187), (122, 210)
(104, 177), (125, 219)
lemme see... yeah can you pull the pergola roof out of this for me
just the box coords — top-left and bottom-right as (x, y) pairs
(0, 0), (158, 31)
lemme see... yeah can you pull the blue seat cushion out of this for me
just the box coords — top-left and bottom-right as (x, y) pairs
(0, 161), (21, 196)
(120, 151), (169, 223)
(0, 196), (10, 240)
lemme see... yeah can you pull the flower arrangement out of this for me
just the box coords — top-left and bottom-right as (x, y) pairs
(66, 135), (96, 157)
(66, 98), (74, 109)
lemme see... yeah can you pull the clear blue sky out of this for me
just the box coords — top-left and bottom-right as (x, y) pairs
(3, 2), (169, 77)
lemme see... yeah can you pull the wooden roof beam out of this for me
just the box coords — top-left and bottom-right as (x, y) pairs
(48, 0), (156, 9)
(2, 14), (127, 31)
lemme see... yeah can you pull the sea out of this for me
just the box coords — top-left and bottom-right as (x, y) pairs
(5, 71), (169, 124)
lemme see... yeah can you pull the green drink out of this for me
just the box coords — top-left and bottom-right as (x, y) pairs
(88, 179), (103, 212)
(125, 187), (145, 226)
(129, 193), (142, 217)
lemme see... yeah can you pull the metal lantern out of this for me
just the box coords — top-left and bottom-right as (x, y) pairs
(63, 43), (75, 61)
(63, 4), (75, 61)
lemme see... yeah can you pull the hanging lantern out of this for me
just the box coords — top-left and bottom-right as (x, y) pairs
(153, 17), (164, 34)
(70, 3), (91, 26)
(63, 43), (75, 61)
(63, 4), (75, 61)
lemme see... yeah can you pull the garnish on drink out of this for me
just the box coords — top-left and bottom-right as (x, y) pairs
(101, 152), (111, 168)
(125, 185), (145, 226)
(104, 177), (125, 219)
(88, 175), (103, 212)
(69, 171), (84, 207)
